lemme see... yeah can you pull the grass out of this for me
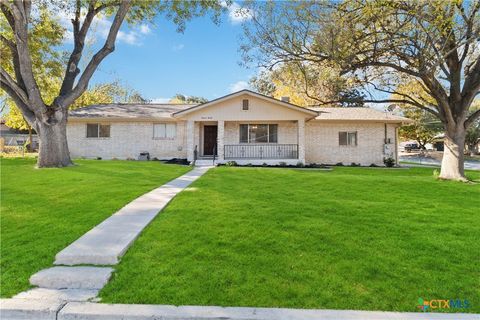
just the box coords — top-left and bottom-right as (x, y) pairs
(0, 158), (190, 297)
(100, 166), (480, 313)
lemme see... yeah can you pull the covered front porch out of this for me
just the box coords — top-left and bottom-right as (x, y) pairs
(186, 120), (306, 165)
(172, 90), (318, 165)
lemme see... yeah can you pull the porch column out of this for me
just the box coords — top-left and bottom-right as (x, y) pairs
(186, 120), (195, 162)
(298, 119), (306, 163)
(217, 120), (225, 162)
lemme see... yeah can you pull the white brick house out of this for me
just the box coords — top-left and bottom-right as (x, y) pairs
(67, 90), (410, 166)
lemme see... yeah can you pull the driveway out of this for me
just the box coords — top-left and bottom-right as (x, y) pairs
(400, 151), (480, 170)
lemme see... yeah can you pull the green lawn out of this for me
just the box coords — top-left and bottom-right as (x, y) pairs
(0, 158), (190, 297)
(100, 167), (480, 313)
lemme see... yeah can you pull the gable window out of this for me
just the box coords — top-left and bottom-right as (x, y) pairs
(240, 124), (278, 143)
(242, 99), (249, 110)
(339, 131), (357, 146)
(86, 123), (110, 138)
(154, 123), (176, 139)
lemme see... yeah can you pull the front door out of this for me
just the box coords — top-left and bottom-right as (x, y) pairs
(203, 125), (218, 156)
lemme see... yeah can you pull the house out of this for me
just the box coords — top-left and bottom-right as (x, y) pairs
(0, 119), (39, 149)
(67, 90), (411, 166)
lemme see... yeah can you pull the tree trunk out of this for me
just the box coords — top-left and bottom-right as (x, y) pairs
(27, 126), (32, 152)
(36, 119), (73, 168)
(439, 125), (466, 181)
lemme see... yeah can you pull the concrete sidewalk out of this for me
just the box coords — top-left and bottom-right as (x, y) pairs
(1, 300), (477, 320)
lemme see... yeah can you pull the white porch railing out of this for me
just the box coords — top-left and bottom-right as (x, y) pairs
(224, 144), (298, 159)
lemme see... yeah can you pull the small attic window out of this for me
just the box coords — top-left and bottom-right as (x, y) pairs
(242, 99), (249, 110)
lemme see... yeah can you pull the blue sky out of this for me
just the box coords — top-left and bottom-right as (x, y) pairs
(72, 5), (254, 102)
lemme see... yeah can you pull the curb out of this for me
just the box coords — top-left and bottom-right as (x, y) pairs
(1, 299), (478, 320)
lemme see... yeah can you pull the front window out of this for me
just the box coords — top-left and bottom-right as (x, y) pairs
(86, 123), (110, 138)
(154, 123), (176, 139)
(240, 124), (278, 143)
(339, 131), (357, 146)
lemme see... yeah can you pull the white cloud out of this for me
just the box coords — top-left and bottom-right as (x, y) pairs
(139, 24), (151, 35)
(172, 44), (185, 51)
(150, 97), (171, 103)
(117, 30), (141, 46)
(229, 80), (250, 92)
(221, 1), (253, 25)
(55, 12), (150, 46)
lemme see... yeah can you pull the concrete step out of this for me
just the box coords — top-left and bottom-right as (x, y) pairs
(30, 266), (113, 290)
(194, 159), (216, 166)
(13, 288), (99, 302)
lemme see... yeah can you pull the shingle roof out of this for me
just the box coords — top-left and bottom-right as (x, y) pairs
(311, 107), (411, 122)
(69, 103), (410, 123)
(69, 103), (196, 119)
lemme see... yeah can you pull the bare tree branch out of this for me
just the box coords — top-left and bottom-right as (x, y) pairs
(57, 0), (132, 108)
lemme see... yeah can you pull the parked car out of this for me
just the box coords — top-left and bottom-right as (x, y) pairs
(402, 142), (420, 152)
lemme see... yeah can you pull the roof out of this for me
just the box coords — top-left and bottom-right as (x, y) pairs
(69, 103), (196, 120)
(172, 89), (319, 117)
(68, 93), (411, 124)
(311, 107), (412, 123)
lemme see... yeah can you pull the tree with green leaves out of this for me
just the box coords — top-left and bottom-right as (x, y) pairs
(249, 62), (364, 107)
(399, 107), (442, 149)
(242, 0), (480, 180)
(170, 93), (208, 104)
(1, 0), (226, 167)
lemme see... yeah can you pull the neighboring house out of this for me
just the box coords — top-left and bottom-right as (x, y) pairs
(67, 90), (410, 166)
(0, 119), (38, 148)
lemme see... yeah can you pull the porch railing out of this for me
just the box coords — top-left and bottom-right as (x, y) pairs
(224, 144), (298, 159)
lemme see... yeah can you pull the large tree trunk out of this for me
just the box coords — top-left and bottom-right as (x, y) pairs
(36, 119), (73, 168)
(439, 125), (466, 181)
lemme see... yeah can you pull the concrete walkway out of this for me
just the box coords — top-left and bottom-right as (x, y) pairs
(55, 166), (211, 265)
(4, 166), (212, 309)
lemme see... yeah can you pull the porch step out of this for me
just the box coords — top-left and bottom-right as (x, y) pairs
(195, 159), (216, 166)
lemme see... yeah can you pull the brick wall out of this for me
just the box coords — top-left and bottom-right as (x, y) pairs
(67, 121), (187, 159)
(305, 121), (398, 166)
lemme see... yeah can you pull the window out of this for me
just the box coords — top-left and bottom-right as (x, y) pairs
(240, 124), (278, 143)
(86, 123), (110, 138)
(154, 123), (176, 139)
(339, 131), (357, 146)
(242, 99), (249, 110)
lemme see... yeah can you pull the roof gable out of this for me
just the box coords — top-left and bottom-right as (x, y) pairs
(173, 90), (318, 118)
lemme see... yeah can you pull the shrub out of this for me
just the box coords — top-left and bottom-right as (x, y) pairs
(96, 157), (102, 160)
(297, 161), (305, 168)
(369, 163), (378, 167)
(383, 157), (395, 167)
(279, 162), (287, 167)
(262, 162), (268, 167)
(335, 162), (344, 166)
(351, 162), (360, 167)
(246, 163), (253, 167)
(225, 161), (238, 167)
